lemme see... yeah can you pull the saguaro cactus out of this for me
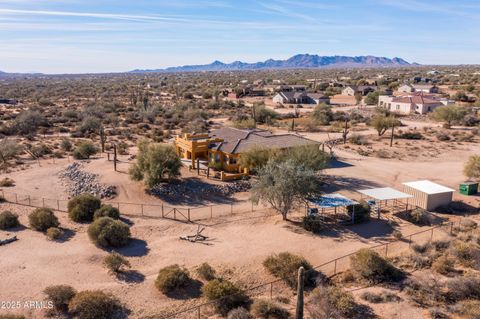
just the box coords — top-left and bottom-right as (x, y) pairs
(295, 266), (305, 319)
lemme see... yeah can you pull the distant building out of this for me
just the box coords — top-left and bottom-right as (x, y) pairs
(378, 94), (445, 114)
(412, 84), (439, 93)
(275, 85), (307, 92)
(342, 85), (376, 96)
(272, 92), (329, 105)
(398, 84), (415, 93)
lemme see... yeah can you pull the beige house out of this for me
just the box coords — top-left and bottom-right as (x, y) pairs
(398, 84), (414, 93)
(378, 95), (443, 114)
(403, 180), (454, 211)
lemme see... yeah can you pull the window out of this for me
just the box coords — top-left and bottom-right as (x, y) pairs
(228, 156), (237, 165)
(215, 153), (221, 163)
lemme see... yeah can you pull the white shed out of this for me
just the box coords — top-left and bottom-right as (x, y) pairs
(402, 180), (455, 211)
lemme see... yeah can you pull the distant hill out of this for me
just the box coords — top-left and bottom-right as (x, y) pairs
(131, 54), (416, 73)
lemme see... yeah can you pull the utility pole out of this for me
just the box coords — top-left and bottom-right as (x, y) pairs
(295, 267), (305, 319)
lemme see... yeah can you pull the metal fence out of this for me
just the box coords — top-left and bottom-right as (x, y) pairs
(0, 189), (278, 223)
(156, 218), (467, 319)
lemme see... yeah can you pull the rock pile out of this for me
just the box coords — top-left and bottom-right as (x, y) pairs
(59, 162), (117, 199)
(150, 179), (251, 198)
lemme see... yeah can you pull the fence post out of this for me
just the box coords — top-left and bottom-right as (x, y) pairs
(385, 243), (388, 257)
(197, 305), (201, 319)
(409, 235), (412, 247)
(450, 222), (453, 235)
(42, 198), (45, 208)
(333, 259), (337, 275)
(162, 204), (164, 218)
(430, 228), (434, 241)
(1, 189), (4, 198)
(270, 282), (273, 299)
(15, 193), (18, 203)
(28, 195), (31, 206)
(188, 208), (191, 222)
(210, 206), (213, 219)
(230, 204), (233, 215)
(57, 199), (60, 211)
(174, 208), (177, 220)
(141, 204), (144, 216)
(251, 201), (254, 212)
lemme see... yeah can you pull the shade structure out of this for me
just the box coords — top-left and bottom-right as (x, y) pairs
(357, 187), (413, 201)
(308, 193), (358, 208)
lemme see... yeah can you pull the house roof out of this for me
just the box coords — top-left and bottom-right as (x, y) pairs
(391, 96), (441, 105)
(357, 187), (413, 201)
(403, 180), (455, 195)
(208, 127), (318, 154)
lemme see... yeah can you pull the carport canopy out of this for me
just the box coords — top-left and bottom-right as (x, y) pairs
(308, 193), (358, 208)
(357, 187), (413, 201)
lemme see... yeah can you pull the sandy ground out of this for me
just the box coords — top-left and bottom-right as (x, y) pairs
(1, 117), (479, 318)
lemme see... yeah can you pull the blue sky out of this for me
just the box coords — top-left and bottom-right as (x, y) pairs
(0, 0), (479, 73)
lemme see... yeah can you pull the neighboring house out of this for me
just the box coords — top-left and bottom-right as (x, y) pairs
(412, 84), (439, 93)
(272, 92), (329, 105)
(398, 84), (415, 93)
(342, 85), (376, 96)
(378, 95), (443, 114)
(174, 127), (318, 179)
(329, 94), (357, 106)
(275, 85), (306, 92)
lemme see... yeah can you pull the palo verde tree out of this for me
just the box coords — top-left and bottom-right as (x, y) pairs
(370, 114), (401, 136)
(129, 139), (182, 188)
(251, 160), (320, 220)
(432, 105), (467, 128)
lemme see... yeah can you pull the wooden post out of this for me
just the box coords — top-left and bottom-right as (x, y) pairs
(295, 267), (305, 319)
(100, 127), (105, 153)
(210, 206), (213, 219)
(390, 125), (395, 147)
(42, 198), (45, 208)
(197, 158), (200, 175)
(57, 199), (60, 211)
(28, 195), (31, 206)
(113, 144), (117, 171)
(141, 204), (144, 216)
(188, 208), (191, 222)
(161, 204), (164, 218)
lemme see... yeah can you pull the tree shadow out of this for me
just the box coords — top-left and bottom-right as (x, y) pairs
(164, 279), (203, 300)
(328, 159), (354, 169)
(56, 227), (76, 242)
(116, 270), (146, 283)
(1, 224), (27, 233)
(114, 238), (150, 257)
(119, 216), (134, 226)
(148, 177), (244, 206)
(323, 175), (382, 193)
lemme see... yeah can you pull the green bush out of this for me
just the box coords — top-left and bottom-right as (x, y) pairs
(0, 210), (20, 229)
(350, 248), (402, 283)
(68, 193), (101, 222)
(308, 285), (358, 318)
(302, 215), (323, 233)
(94, 204), (120, 220)
(251, 299), (290, 319)
(68, 290), (122, 319)
(43, 285), (77, 312)
(407, 208), (431, 225)
(202, 279), (250, 316)
(347, 200), (371, 223)
(87, 217), (130, 248)
(263, 252), (316, 288)
(73, 141), (98, 159)
(155, 265), (191, 293)
(28, 208), (59, 232)
(196, 262), (216, 281)
(46, 227), (64, 241)
(103, 252), (130, 273)
(227, 307), (253, 319)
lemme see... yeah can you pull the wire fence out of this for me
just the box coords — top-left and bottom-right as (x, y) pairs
(155, 218), (469, 319)
(0, 189), (281, 223)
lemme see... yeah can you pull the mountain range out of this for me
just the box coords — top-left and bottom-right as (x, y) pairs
(131, 54), (416, 73)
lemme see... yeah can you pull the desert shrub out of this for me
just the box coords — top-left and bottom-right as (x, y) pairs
(399, 131), (423, 140)
(445, 276), (480, 302)
(307, 285), (358, 318)
(347, 200), (371, 223)
(73, 141), (98, 159)
(60, 138), (73, 151)
(263, 252), (316, 288)
(360, 291), (400, 303)
(0, 138), (23, 164)
(251, 299), (290, 319)
(455, 300), (480, 319)
(407, 208), (431, 225)
(227, 307), (253, 319)
(68, 290), (122, 319)
(432, 255), (454, 275)
(436, 132), (451, 141)
(349, 134), (368, 145)
(68, 193), (101, 222)
(449, 242), (479, 267)
(46, 227), (64, 241)
(28, 208), (59, 232)
(0, 210), (19, 229)
(350, 249), (402, 283)
(404, 276), (445, 307)
(392, 230), (403, 240)
(155, 265), (191, 293)
(196, 262), (216, 281)
(203, 279), (250, 316)
(103, 252), (130, 273)
(0, 177), (15, 187)
(44, 285), (77, 312)
(94, 204), (120, 220)
(302, 215), (323, 233)
(87, 217), (130, 248)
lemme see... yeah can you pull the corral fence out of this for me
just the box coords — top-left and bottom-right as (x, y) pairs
(0, 189), (279, 223)
(156, 217), (473, 319)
